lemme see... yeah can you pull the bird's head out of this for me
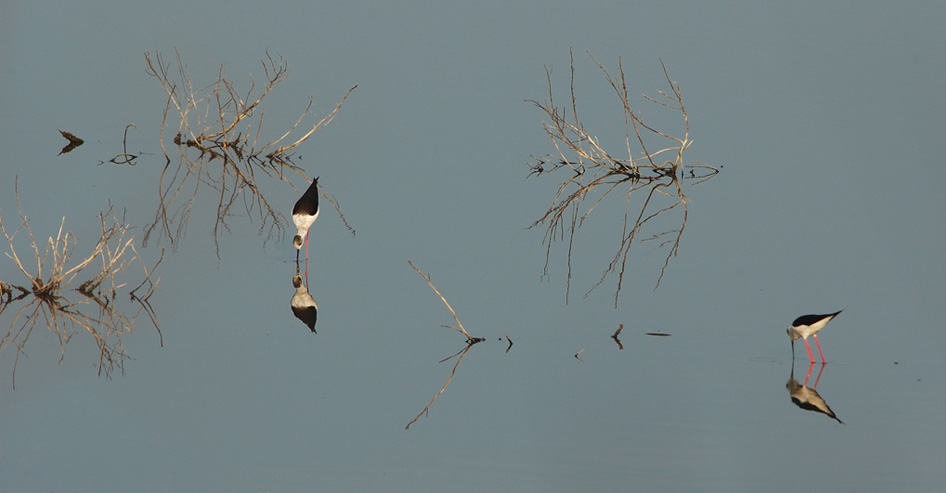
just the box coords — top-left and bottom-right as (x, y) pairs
(293, 235), (304, 249)
(787, 326), (801, 340)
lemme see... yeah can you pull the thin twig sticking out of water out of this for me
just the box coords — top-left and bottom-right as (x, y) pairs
(405, 260), (485, 429)
(0, 179), (162, 387)
(408, 260), (482, 343)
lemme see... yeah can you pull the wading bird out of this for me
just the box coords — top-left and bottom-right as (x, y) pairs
(292, 177), (320, 264)
(787, 310), (842, 364)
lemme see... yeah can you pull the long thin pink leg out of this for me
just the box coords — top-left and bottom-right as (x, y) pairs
(813, 335), (826, 364)
(803, 338), (815, 363)
(813, 363), (826, 389)
(803, 361), (815, 386)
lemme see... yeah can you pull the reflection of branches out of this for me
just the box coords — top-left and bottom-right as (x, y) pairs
(528, 51), (718, 307)
(405, 259), (486, 429)
(405, 341), (480, 430)
(611, 323), (624, 350)
(0, 181), (161, 387)
(574, 348), (585, 362)
(100, 124), (141, 166)
(57, 130), (84, 155)
(142, 50), (356, 255)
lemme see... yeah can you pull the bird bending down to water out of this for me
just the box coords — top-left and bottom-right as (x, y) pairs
(292, 177), (320, 264)
(787, 310), (842, 363)
(291, 274), (318, 333)
(786, 362), (843, 424)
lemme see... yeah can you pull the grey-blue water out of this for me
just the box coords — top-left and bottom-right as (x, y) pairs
(2, 2), (944, 491)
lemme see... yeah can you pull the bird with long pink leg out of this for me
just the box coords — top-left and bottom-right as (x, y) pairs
(787, 310), (842, 364)
(292, 177), (320, 276)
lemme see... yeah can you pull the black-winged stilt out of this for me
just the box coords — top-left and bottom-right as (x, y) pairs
(787, 310), (842, 363)
(291, 274), (318, 333)
(292, 177), (320, 264)
(786, 362), (843, 424)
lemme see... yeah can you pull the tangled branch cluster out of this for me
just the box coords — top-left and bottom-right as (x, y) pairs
(1, 188), (161, 386)
(142, 50), (356, 255)
(528, 52), (718, 307)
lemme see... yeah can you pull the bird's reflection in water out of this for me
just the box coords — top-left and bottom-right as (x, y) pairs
(786, 361), (843, 424)
(290, 273), (318, 333)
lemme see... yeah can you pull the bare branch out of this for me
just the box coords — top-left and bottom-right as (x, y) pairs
(527, 52), (717, 306)
(1, 181), (162, 386)
(142, 51), (357, 256)
(407, 260), (475, 341)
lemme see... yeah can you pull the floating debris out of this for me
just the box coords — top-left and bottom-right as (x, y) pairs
(57, 129), (84, 155)
(612, 323), (625, 350)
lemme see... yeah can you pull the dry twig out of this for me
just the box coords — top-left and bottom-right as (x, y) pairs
(612, 323), (625, 350)
(408, 260), (480, 342)
(141, 50), (356, 256)
(0, 180), (161, 386)
(527, 50), (718, 307)
(404, 260), (486, 429)
(57, 130), (84, 155)
(99, 124), (141, 165)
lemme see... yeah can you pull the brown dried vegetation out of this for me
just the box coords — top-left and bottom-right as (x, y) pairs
(528, 51), (718, 307)
(142, 50), (355, 256)
(1, 182), (161, 386)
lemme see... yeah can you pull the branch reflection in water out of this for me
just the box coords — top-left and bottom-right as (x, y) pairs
(141, 50), (355, 257)
(0, 180), (162, 386)
(98, 124), (143, 166)
(611, 323), (624, 349)
(527, 50), (719, 307)
(405, 340), (482, 430)
(405, 260), (486, 430)
(786, 361), (844, 424)
(57, 129), (84, 155)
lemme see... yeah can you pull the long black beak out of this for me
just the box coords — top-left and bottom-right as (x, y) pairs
(791, 340), (795, 360)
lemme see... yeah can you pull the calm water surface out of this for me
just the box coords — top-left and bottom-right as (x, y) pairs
(2, 2), (944, 492)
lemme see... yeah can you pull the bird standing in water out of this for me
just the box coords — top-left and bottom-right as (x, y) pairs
(787, 310), (843, 363)
(292, 177), (320, 266)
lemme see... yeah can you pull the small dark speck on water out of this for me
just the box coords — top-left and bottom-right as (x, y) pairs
(645, 332), (671, 337)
